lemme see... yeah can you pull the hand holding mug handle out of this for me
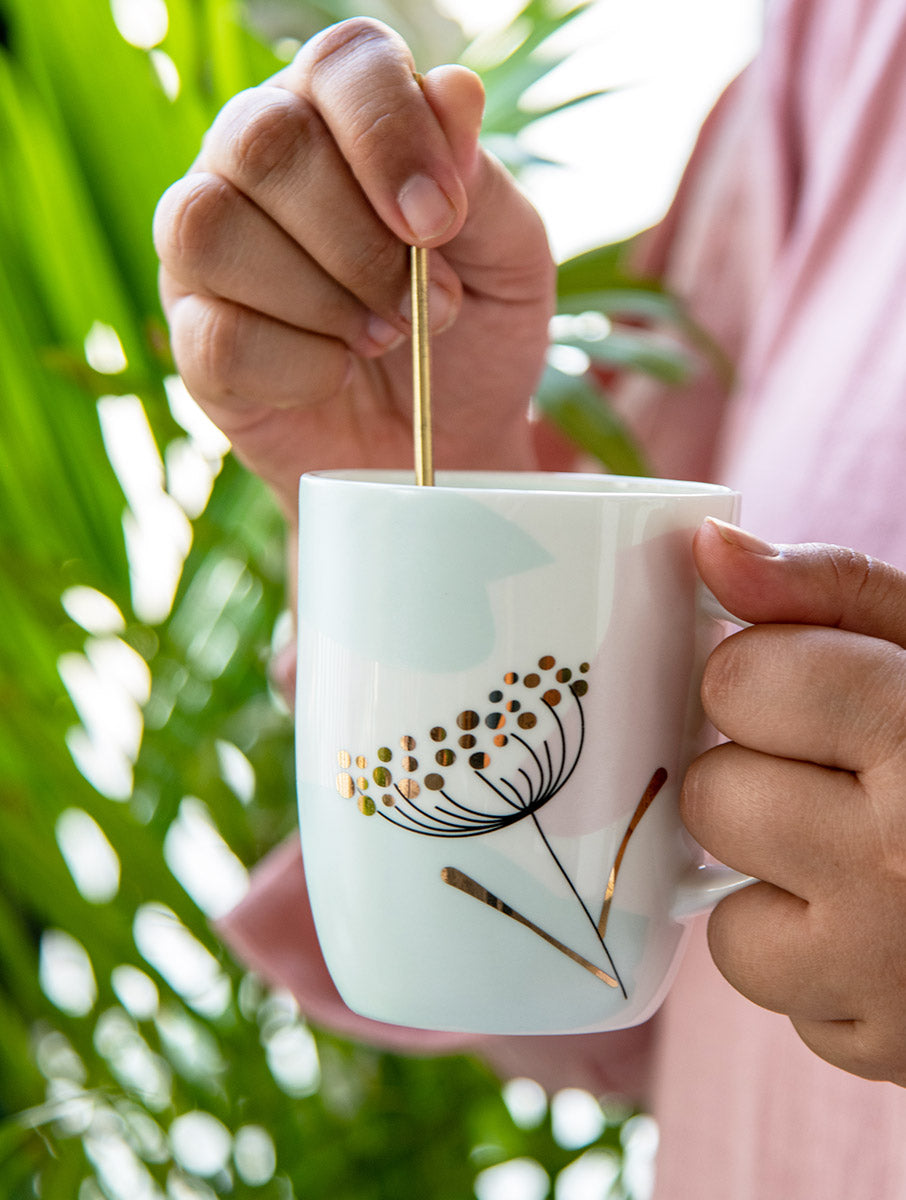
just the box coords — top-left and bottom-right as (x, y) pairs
(681, 516), (906, 1084)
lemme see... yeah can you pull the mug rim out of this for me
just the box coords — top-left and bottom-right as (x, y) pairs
(301, 468), (738, 500)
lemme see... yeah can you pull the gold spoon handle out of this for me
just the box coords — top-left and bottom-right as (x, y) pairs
(411, 245), (434, 486)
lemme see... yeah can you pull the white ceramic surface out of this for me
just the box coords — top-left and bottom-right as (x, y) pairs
(296, 470), (750, 1035)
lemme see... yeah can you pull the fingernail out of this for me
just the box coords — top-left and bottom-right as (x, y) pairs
(398, 173), (457, 242)
(706, 517), (778, 557)
(399, 280), (456, 331)
(363, 312), (405, 353)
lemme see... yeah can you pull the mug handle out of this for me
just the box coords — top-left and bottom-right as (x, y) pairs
(671, 863), (755, 921)
(699, 585), (752, 628)
(669, 586), (757, 921)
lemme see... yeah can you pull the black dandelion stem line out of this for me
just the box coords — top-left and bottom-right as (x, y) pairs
(547, 691), (586, 799)
(395, 797), (475, 831)
(442, 792), (518, 819)
(544, 699), (570, 795)
(543, 738), (554, 795)
(381, 818), (505, 838)
(529, 809), (626, 997)
(499, 775), (530, 810)
(386, 786), (492, 833)
(381, 804), (505, 836)
(512, 733), (546, 799)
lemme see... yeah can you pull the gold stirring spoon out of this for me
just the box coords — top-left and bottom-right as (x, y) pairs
(411, 244), (434, 486)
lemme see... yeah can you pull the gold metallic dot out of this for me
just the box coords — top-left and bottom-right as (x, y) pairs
(378, 746), (392, 763)
(402, 755), (418, 772)
(524, 674), (540, 688)
(504, 672), (518, 685)
(373, 766), (392, 787)
(539, 655), (555, 670)
(469, 752), (490, 769)
(338, 750), (351, 769)
(506, 699), (521, 712)
(459, 734), (476, 749)
(398, 778), (420, 799)
(485, 712), (505, 729)
(580, 662), (590, 673)
(357, 776), (369, 791)
(457, 710), (479, 730)
(556, 667), (572, 683)
(430, 726), (446, 742)
(436, 748), (455, 766)
(517, 712), (537, 730)
(571, 679), (589, 697)
(424, 773), (444, 791)
(493, 734), (507, 748)
(356, 755), (367, 769)
(336, 772), (355, 798)
(401, 735), (416, 750)
(358, 795), (376, 816)
(382, 794), (396, 807)
(543, 689), (561, 707)
(488, 689), (503, 703)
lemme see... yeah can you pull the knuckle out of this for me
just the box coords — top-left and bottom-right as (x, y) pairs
(172, 296), (246, 402)
(305, 17), (398, 79)
(824, 546), (877, 623)
(342, 234), (404, 298)
(198, 302), (247, 398)
(154, 173), (234, 276)
(221, 88), (314, 191)
(853, 643), (906, 768)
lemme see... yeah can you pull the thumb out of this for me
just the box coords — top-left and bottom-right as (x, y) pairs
(694, 517), (906, 649)
(418, 65), (485, 185)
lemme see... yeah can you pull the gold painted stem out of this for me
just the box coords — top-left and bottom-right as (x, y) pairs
(441, 866), (618, 988)
(597, 767), (668, 939)
(411, 245), (434, 486)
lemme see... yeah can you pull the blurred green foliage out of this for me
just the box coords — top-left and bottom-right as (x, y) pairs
(0, 0), (701, 1195)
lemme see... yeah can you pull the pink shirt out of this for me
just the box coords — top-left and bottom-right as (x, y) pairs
(219, 0), (906, 1193)
(623, 0), (906, 1192)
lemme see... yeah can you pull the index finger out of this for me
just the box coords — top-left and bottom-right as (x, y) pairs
(281, 18), (468, 246)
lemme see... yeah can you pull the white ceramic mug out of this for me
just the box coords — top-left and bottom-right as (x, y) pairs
(296, 470), (752, 1035)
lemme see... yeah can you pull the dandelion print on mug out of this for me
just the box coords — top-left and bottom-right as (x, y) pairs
(336, 655), (668, 1001)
